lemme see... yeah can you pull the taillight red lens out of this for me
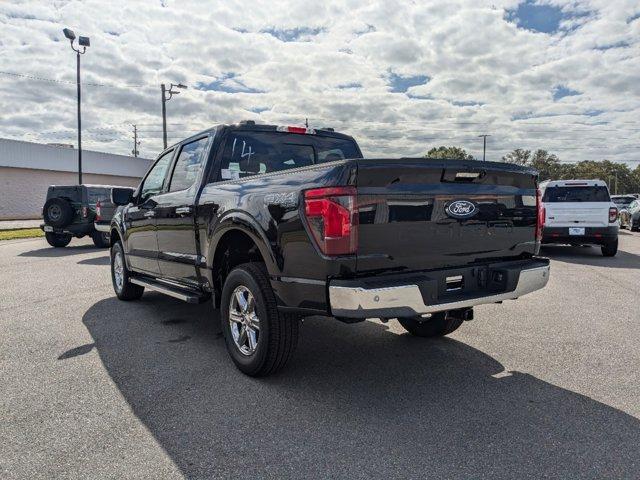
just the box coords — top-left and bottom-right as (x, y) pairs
(303, 186), (358, 256)
(609, 207), (618, 223)
(82, 206), (89, 218)
(95, 201), (102, 221)
(535, 188), (545, 242)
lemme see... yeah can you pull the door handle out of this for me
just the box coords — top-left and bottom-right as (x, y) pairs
(143, 211), (155, 218)
(176, 206), (193, 216)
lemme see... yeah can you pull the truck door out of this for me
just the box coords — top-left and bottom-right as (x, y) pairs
(155, 135), (211, 282)
(125, 149), (174, 274)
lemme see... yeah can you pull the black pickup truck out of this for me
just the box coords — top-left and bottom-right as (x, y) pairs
(109, 121), (549, 376)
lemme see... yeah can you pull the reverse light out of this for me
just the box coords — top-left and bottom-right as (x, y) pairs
(535, 188), (545, 242)
(303, 186), (358, 256)
(276, 125), (316, 135)
(82, 206), (89, 218)
(609, 207), (618, 223)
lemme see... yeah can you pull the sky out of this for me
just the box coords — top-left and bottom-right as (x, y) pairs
(0, 0), (639, 165)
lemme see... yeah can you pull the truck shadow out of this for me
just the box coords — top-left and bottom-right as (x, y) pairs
(19, 244), (103, 257)
(541, 244), (640, 269)
(81, 296), (640, 479)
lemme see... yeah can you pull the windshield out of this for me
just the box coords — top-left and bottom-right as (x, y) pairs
(542, 186), (610, 203)
(219, 131), (362, 180)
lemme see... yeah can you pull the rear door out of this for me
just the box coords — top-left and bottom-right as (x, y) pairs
(543, 184), (611, 227)
(125, 149), (174, 274)
(354, 159), (538, 273)
(155, 135), (211, 282)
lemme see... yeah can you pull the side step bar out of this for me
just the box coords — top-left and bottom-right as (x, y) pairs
(130, 277), (203, 304)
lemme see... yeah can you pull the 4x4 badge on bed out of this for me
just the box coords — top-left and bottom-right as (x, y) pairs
(445, 200), (477, 219)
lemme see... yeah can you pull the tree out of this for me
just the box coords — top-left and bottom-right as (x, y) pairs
(529, 150), (562, 181)
(502, 148), (531, 166)
(426, 146), (474, 160)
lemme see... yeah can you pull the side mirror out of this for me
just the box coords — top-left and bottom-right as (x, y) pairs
(111, 187), (135, 206)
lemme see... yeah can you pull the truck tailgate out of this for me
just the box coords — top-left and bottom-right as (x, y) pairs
(355, 159), (539, 273)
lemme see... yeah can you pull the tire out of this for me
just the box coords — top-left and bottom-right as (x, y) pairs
(601, 238), (618, 257)
(92, 231), (110, 248)
(631, 220), (639, 232)
(45, 232), (72, 248)
(398, 312), (464, 337)
(111, 241), (144, 301)
(43, 198), (74, 227)
(221, 263), (299, 376)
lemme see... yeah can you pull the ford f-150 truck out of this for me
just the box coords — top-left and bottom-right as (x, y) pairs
(109, 121), (549, 376)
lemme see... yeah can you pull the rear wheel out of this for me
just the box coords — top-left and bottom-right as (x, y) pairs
(398, 312), (464, 337)
(221, 263), (299, 376)
(601, 238), (618, 257)
(45, 232), (72, 248)
(92, 231), (110, 248)
(111, 241), (144, 300)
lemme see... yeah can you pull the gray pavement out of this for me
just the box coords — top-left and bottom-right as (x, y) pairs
(1, 233), (639, 479)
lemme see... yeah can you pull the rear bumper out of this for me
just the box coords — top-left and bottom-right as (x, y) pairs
(40, 222), (94, 236)
(542, 225), (618, 245)
(329, 258), (550, 319)
(94, 221), (111, 233)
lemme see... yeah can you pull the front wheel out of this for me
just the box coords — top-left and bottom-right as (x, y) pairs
(45, 232), (72, 248)
(221, 263), (299, 376)
(92, 231), (110, 248)
(398, 312), (464, 337)
(601, 239), (618, 257)
(111, 242), (144, 300)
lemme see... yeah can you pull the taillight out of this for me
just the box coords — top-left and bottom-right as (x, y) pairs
(609, 207), (618, 223)
(95, 201), (102, 221)
(535, 188), (545, 242)
(82, 206), (89, 218)
(303, 186), (358, 256)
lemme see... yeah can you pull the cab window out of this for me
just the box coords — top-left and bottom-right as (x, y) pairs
(140, 150), (174, 201)
(169, 137), (209, 192)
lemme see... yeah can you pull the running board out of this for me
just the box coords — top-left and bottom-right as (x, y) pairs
(130, 277), (203, 304)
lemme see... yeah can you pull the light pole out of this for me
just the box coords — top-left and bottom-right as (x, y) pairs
(161, 83), (187, 149)
(63, 28), (90, 184)
(478, 134), (490, 161)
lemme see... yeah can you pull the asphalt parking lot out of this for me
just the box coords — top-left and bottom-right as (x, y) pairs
(1, 233), (639, 479)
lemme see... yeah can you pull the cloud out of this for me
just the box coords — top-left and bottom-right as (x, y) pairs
(0, 0), (638, 165)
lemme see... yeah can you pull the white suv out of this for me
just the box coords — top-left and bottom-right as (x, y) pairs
(540, 179), (619, 257)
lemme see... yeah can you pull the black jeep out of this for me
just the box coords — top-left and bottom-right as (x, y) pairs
(40, 185), (116, 248)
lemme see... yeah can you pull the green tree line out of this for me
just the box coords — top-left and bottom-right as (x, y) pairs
(425, 146), (640, 194)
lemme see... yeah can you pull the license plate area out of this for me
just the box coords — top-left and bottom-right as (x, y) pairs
(569, 227), (585, 236)
(43, 225), (53, 232)
(445, 275), (464, 292)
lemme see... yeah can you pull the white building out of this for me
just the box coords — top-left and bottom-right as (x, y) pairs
(0, 138), (153, 220)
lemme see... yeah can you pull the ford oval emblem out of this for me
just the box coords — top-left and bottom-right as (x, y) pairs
(445, 200), (477, 219)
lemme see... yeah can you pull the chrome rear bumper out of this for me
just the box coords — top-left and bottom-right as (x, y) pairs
(329, 263), (550, 319)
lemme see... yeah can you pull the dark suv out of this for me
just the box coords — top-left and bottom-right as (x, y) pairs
(40, 185), (114, 248)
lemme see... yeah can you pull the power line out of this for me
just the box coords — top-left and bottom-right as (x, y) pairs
(0, 70), (148, 88)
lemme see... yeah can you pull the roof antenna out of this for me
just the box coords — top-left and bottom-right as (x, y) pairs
(305, 118), (309, 128)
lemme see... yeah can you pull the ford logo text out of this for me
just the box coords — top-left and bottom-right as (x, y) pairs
(445, 200), (478, 219)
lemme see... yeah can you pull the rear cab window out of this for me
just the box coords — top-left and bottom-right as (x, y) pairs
(218, 130), (362, 181)
(542, 186), (611, 203)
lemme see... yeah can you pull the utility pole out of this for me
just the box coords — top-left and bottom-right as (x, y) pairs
(161, 82), (187, 149)
(478, 134), (490, 161)
(305, 118), (309, 128)
(63, 28), (90, 184)
(132, 124), (140, 157)
(615, 171), (618, 195)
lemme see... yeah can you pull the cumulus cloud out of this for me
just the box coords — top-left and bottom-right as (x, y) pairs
(0, 0), (638, 165)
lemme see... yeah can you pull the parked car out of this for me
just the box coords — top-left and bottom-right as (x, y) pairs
(540, 179), (619, 256)
(40, 184), (117, 248)
(627, 198), (640, 231)
(612, 195), (636, 229)
(109, 121), (550, 376)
